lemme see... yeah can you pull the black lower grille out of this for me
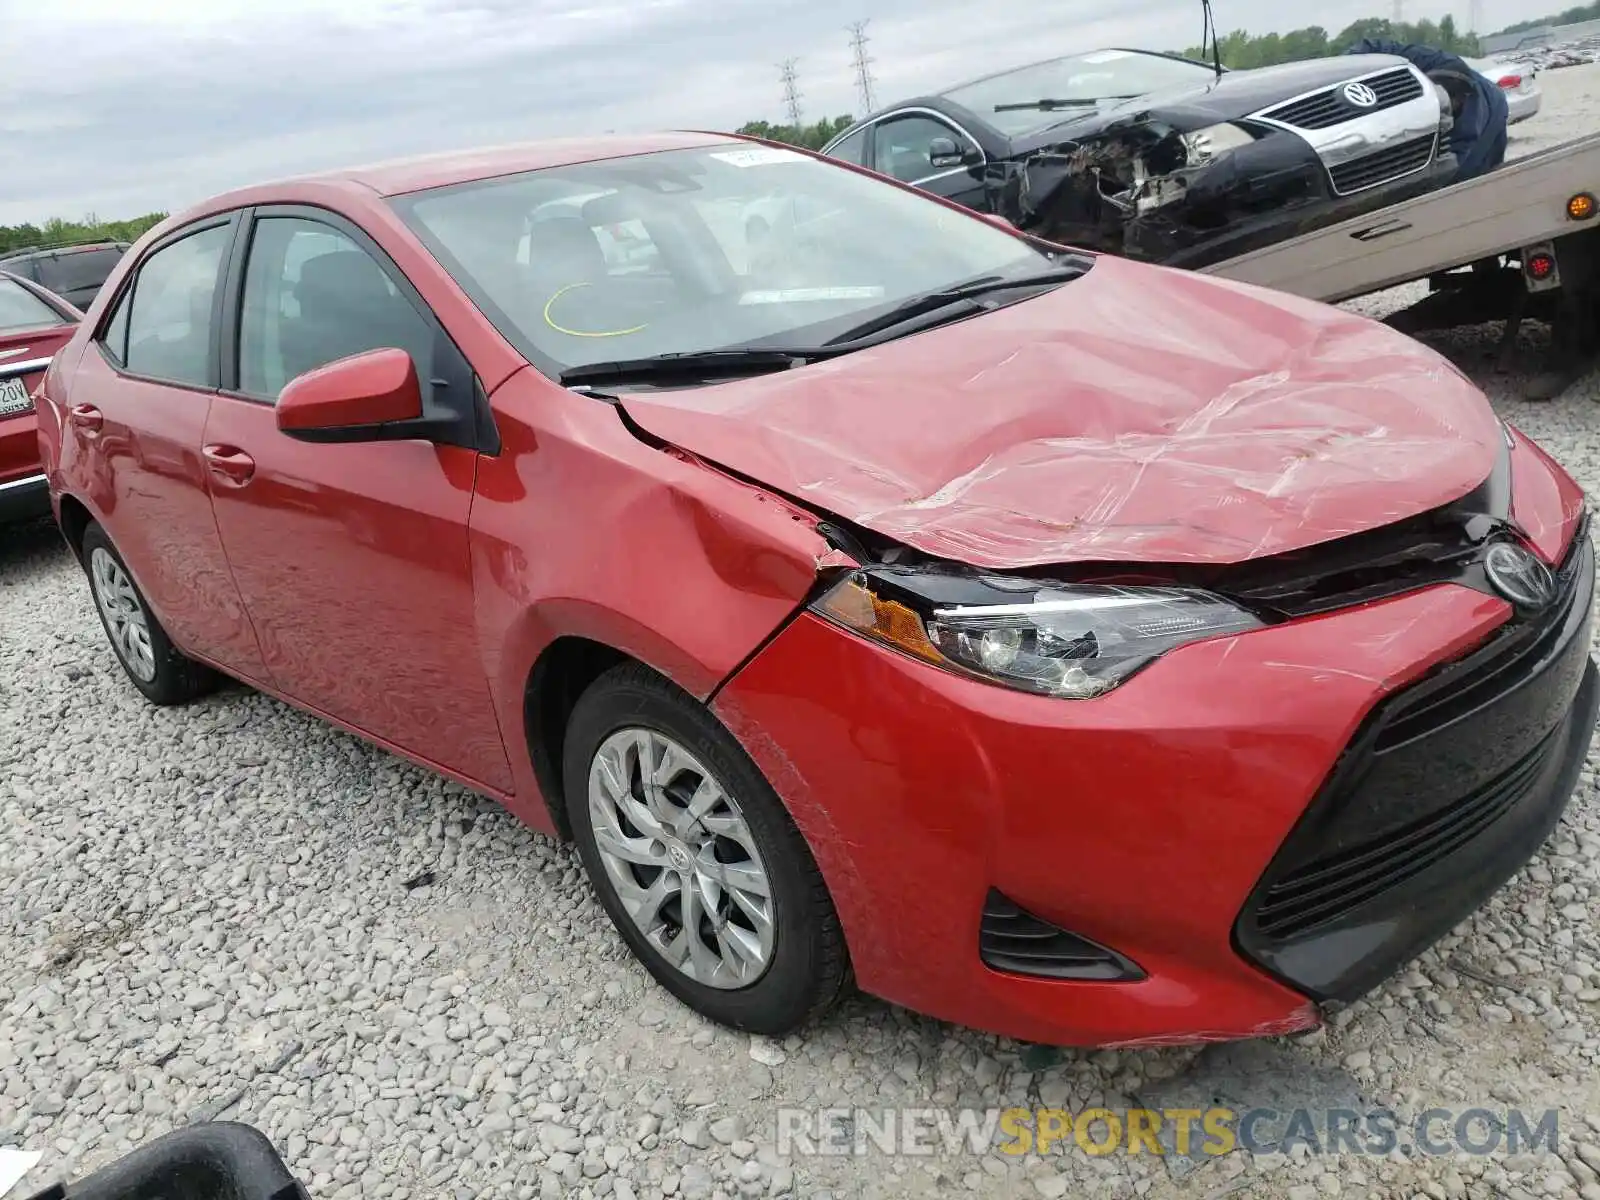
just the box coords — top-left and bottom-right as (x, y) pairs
(1254, 724), (1560, 938)
(979, 891), (1142, 981)
(1235, 531), (1598, 1003)
(1329, 135), (1437, 194)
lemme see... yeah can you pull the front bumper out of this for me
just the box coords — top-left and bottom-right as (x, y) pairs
(1237, 532), (1597, 1003)
(714, 539), (1595, 1047)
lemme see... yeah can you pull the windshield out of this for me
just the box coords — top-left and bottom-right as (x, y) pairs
(942, 49), (1219, 136)
(391, 143), (1050, 378)
(0, 277), (70, 335)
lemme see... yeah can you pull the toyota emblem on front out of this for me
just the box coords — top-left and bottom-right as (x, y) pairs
(1343, 81), (1380, 108)
(1484, 542), (1557, 611)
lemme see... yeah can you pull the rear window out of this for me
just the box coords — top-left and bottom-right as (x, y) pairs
(35, 247), (125, 295)
(0, 277), (70, 334)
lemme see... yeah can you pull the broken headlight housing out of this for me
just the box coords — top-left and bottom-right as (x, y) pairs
(811, 568), (1263, 700)
(1179, 122), (1256, 165)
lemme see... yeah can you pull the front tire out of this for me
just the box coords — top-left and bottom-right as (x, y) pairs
(80, 522), (218, 706)
(563, 662), (849, 1035)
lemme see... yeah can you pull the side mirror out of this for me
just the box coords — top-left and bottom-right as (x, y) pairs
(276, 348), (424, 442)
(928, 136), (968, 170)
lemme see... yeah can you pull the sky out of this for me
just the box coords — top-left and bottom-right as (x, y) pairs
(0, 0), (1541, 225)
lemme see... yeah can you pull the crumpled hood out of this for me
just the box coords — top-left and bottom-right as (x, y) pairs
(617, 256), (1501, 570)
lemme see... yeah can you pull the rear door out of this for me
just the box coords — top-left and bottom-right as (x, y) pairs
(204, 206), (511, 791)
(0, 276), (77, 495)
(58, 216), (269, 679)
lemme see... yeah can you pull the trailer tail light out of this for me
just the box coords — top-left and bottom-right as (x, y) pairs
(1568, 193), (1596, 221)
(1529, 253), (1556, 280)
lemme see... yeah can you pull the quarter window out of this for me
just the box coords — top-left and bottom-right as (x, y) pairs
(237, 216), (434, 400)
(122, 225), (232, 387)
(871, 115), (977, 182)
(825, 127), (869, 166)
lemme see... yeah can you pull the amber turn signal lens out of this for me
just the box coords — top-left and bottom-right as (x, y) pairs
(815, 574), (945, 664)
(1568, 193), (1596, 221)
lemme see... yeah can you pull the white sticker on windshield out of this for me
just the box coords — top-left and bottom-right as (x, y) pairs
(711, 147), (808, 168)
(738, 287), (886, 304)
(1081, 50), (1133, 63)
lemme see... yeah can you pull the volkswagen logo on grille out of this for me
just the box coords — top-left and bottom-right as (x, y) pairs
(1484, 542), (1557, 611)
(1343, 81), (1380, 108)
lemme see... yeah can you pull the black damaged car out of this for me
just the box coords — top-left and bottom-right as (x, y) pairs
(820, 48), (1458, 269)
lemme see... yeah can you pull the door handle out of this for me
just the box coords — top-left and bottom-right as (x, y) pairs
(202, 444), (256, 487)
(68, 404), (103, 432)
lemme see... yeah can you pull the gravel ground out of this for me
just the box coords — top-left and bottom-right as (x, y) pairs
(10, 67), (1600, 1200)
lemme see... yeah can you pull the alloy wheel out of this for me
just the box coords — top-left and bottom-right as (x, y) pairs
(89, 547), (157, 683)
(587, 727), (776, 989)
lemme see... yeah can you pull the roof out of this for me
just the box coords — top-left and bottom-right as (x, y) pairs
(278, 131), (743, 199)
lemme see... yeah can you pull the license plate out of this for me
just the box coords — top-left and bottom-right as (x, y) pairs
(0, 377), (31, 417)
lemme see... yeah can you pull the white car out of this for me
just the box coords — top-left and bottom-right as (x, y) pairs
(1469, 56), (1543, 124)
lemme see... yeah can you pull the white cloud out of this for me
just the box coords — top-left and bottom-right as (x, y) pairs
(0, 0), (1530, 224)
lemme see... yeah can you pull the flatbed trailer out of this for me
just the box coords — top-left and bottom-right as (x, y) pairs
(1201, 131), (1600, 398)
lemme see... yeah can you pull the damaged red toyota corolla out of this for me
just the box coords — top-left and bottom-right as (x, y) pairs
(34, 134), (1597, 1046)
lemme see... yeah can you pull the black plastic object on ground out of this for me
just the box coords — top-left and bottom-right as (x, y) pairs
(22, 1123), (308, 1200)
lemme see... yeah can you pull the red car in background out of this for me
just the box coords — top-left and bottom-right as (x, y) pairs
(0, 271), (80, 523)
(31, 134), (1599, 1047)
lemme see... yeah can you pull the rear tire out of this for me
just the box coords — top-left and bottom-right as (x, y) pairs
(563, 662), (850, 1035)
(80, 522), (218, 706)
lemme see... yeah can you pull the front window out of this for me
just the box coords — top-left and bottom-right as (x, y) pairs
(0, 277), (70, 335)
(942, 49), (1218, 136)
(391, 143), (1048, 378)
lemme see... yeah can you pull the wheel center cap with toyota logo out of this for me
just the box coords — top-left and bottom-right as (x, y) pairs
(1484, 542), (1557, 611)
(1343, 82), (1380, 108)
(667, 843), (692, 871)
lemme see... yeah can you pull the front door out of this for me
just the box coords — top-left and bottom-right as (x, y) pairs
(203, 208), (512, 792)
(868, 113), (990, 211)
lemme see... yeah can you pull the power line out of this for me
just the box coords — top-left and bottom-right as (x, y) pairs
(848, 20), (877, 114)
(779, 58), (803, 126)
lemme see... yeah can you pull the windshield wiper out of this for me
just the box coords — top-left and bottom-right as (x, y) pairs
(559, 269), (1085, 388)
(994, 95), (1140, 113)
(823, 268), (1085, 347)
(559, 349), (816, 389)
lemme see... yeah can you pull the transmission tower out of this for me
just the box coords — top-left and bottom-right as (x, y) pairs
(1392, 0), (1404, 23)
(848, 20), (877, 114)
(779, 58), (803, 126)
(1469, 0), (1484, 35)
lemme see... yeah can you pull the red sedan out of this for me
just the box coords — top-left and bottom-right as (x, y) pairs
(34, 134), (1597, 1047)
(1, 270), (80, 523)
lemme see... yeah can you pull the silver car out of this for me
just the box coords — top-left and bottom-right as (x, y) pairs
(1469, 56), (1543, 124)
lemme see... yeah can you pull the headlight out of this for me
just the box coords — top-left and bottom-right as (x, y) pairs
(811, 568), (1263, 699)
(1179, 123), (1255, 165)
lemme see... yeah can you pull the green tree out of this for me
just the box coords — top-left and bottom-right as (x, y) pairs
(1180, 15), (1480, 66)
(1, 211), (167, 257)
(735, 114), (856, 151)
